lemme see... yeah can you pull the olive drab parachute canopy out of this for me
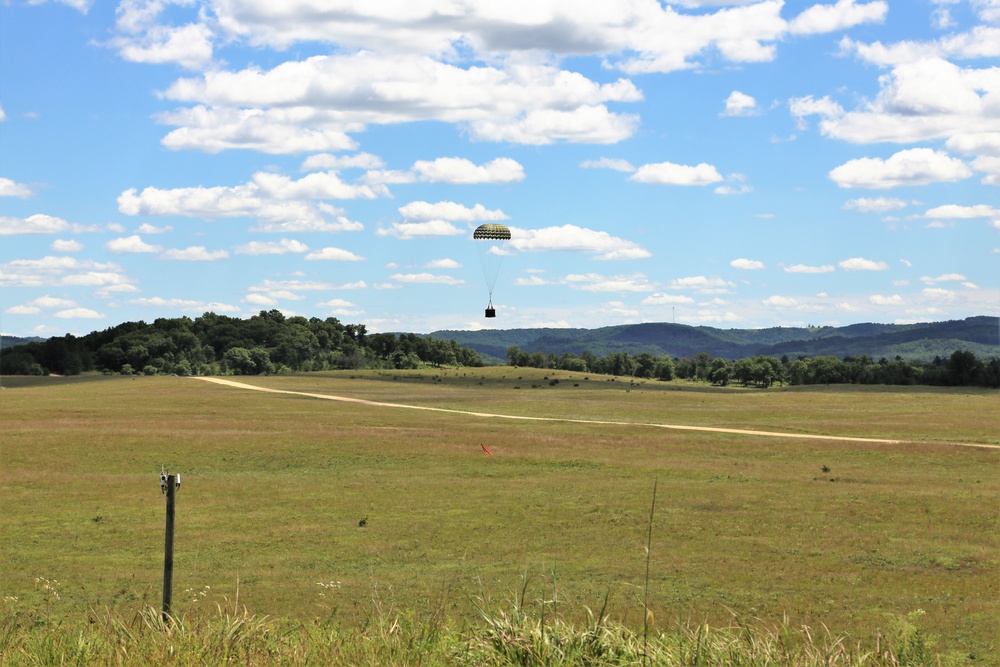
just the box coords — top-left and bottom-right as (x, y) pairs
(472, 223), (511, 318)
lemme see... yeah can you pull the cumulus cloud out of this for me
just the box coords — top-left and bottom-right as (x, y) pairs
(843, 196), (910, 213)
(922, 203), (999, 219)
(829, 148), (972, 188)
(398, 201), (509, 222)
(721, 91), (759, 117)
(389, 273), (464, 285)
(0, 256), (133, 290)
(118, 172), (370, 233)
(425, 259), (461, 269)
(564, 273), (655, 293)
(666, 276), (737, 293)
(377, 220), (465, 239)
(1, 214), (72, 235)
(869, 294), (903, 305)
(304, 247), (365, 261)
(839, 257), (888, 270)
(788, 0), (887, 35)
(509, 224), (651, 260)
(54, 307), (104, 320)
(413, 157), (525, 184)
(784, 264), (835, 273)
(51, 239), (83, 252)
(234, 239), (309, 255)
(0, 176), (33, 198)
(798, 54), (1000, 150)
(111, 23), (214, 70)
(107, 235), (161, 254)
(631, 161), (724, 185)
(580, 157), (636, 172)
(159, 54), (642, 150)
(161, 246), (229, 261)
(731, 258), (765, 270)
(642, 293), (695, 305)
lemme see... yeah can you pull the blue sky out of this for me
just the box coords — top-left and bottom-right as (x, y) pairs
(1, 0), (998, 339)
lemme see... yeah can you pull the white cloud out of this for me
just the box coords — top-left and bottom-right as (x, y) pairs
(412, 157), (525, 184)
(398, 201), (508, 222)
(763, 295), (798, 306)
(0, 176), (33, 198)
(631, 161), (723, 186)
(234, 239), (309, 255)
(803, 56), (1000, 147)
(26, 295), (77, 310)
(54, 307), (104, 320)
(161, 54), (642, 150)
(921, 273), (967, 284)
(304, 247), (365, 261)
(399, 201), (508, 222)
(580, 158), (636, 172)
(130, 297), (241, 313)
(51, 239), (83, 253)
(784, 264), (835, 273)
(390, 273), (464, 285)
(161, 246), (229, 261)
(158, 107), (359, 154)
(136, 223), (172, 234)
(839, 257), (888, 270)
(843, 196), (909, 213)
(642, 293), (695, 305)
(869, 294), (903, 305)
(923, 204), (999, 219)
(788, 0), (887, 35)
(0, 214), (71, 235)
(107, 235), (161, 254)
(829, 148), (972, 189)
(731, 258), (764, 270)
(564, 273), (655, 292)
(30, 0), (92, 12)
(425, 259), (461, 269)
(0, 256), (129, 289)
(971, 155), (1000, 185)
(789, 95), (844, 130)
(111, 23), (214, 70)
(721, 90), (758, 117)
(118, 174), (369, 232)
(667, 276), (737, 293)
(301, 152), (385, 172)
(510, 224), (651, 260)
(377, 220), (464, 239)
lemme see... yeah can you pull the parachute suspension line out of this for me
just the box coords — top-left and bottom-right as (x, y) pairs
(473, 223), (511, 319)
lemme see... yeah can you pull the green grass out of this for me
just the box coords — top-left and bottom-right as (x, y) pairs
(1, 369), (997, 664)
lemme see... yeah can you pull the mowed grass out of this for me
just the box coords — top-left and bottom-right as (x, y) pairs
(1, 369), (997, 663)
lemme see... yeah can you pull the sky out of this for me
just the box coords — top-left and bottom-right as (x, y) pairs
(1, 0), (998, 339)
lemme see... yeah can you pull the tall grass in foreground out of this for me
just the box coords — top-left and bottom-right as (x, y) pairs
(0, 596), (943, 666)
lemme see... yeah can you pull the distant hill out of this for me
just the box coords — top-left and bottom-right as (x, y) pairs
(429, 316), (999, 363)
(1, 335), (46, 350)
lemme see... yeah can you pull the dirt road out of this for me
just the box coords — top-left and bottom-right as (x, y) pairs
(193, 376), (998, 449)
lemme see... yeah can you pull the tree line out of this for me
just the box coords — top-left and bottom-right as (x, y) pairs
(3, 311), (996, 388)
(505, 346), (1000, 388)
(0, 310), (484, 377)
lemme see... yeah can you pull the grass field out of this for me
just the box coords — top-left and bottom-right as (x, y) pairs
(1, 369), (997, 664)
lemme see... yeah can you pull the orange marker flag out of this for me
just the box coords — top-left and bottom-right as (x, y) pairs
(481, 444), (493, 456)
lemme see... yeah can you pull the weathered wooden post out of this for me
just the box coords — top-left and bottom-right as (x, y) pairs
(160, 470), (181, 623)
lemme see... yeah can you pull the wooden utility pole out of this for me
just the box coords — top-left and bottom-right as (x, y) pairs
(161, 471), (180, 623)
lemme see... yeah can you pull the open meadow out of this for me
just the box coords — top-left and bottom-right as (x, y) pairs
(1, 368), (997, 664)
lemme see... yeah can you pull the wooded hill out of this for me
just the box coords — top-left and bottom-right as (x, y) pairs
(430, 316), (998, 363)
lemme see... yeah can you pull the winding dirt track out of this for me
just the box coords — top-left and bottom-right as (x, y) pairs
(193, 376), (998, 449)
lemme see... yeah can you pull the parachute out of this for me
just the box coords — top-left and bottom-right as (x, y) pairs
(472, 223), (511, 318)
